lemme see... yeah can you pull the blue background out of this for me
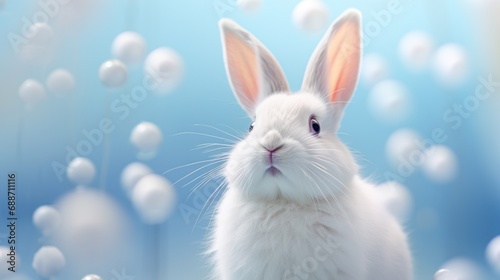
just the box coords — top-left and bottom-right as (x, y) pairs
(0, 0), (499, 279)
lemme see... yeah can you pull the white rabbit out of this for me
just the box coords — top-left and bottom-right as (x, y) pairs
(209, 9), (412, 280)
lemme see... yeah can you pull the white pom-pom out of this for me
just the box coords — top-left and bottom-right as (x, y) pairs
(28, 22), (54, 46)
(362, 54), (388, 84)
(82, 274), (103, 280)
(368, 80), (412, 123)
(376, 181), (412, 222)
(440, 258), (483, 280)
(486, 235), (500, 272)
(99, 59), (128, 88)
(32, 246), (66, 278)
(432, 44), (469, 86)
(130, 122), (163, 154)
(398, 31), (434, 70)
(67, 157), (96, 185)
(19, 79), (46, 108)
(56, 188), (129, 262)
(33, 205), (61, 236)
(121, 162), (152, 194)
(237, 0), (261, 12)
(144, 47), (184, 94)
(111, 31), (146, 64)
(422, 145), (458, 183)
(46, 69), (75, 96)
(433, 269), (452, 280)
(0, 246), (11, 277)
(292, 0), (329, 33)
(386, 129), (423, 167)
(132, 174), (176, 224)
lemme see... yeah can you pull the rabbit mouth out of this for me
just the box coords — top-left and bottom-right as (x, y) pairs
(265, 166), (282, 176)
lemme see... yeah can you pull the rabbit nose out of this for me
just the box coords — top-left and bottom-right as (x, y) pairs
(260, 130), (284, 152)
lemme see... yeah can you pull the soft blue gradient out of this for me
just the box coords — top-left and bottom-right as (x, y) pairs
(0, 0), (499, 279)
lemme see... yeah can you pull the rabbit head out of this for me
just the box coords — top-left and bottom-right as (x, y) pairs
(220, 9), (362, 204)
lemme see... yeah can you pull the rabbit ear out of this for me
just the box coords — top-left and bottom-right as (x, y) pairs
(301, 9), (362, 117)
(220, 19), (290, 118)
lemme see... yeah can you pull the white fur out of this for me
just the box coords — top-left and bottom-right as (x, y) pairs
(211, 9), (412, 280)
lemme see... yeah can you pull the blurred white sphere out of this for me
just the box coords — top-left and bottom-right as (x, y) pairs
(376, 181), (412, 222)
(82, 274), (102, 280)
(132, 174), (176, 224)
(99, 59), (128, 88)
(386, 129), (423, 167)
(432, 44), (469, 86)
(0, 246), (10, 277)
(422, 145), (458, 183)
(33, 205), (61, 236)
(130, 122), (163, 153)
(18, 79), (46, 108)
(67, 157), (96, 185)
(28, 22), (54, 46)
(440, 258), (483, 280)
(433, 269), (452, 280)
(144, 47), (184, 94)
(32, 246), (66, 278)
(486, 235), (500, 272)
(56, 188), (129, 263)
(292, 0), (329, 33)
(368, 80), (412, 123)
(398, 31), (434, 70)
(46, 69), (75, 96)
(362, 54), (388, 84)
(112, 31), (146, 64)
(237, 0), (261, 12)
(121, 162), (152, 194)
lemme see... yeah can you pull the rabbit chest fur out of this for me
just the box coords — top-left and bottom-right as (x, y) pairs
(210, 177), (412, 280)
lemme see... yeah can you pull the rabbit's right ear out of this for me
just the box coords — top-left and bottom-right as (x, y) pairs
(219, 19), (290, 118)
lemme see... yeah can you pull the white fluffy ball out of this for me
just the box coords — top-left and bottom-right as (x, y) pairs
(46, 69), (75, 96)
(422, 145), (458, 183)
(33, 205), (61, 236)
(55, 188), (129, 263)
(292, 0), (329, 33)
(440, 258), (483, 280)
(19, 79), (46, 108)
(386, 129), (423, 167)
(132, 174), (176, 224)
(432, 44), (469, 86)
(130, 122), (163, 153)
(486, 235), (500, 272)
(0, 246), (11, 277)
(32, 246), (66, 278)
(67, 157), (96, 185)
(433, 269), (452, 280)
(362, 54), (388, 84)
(398, 31), (434, 70)
(121, 162), (152, 194)
(82, 274), (102, 280)
(237, 0), (261, 12)
(99, 59), (128, 88)
(368, 80), (412, 123)
(112, 31), (146, 64)
(28, 22), (54, 46)
(376, 181), (412, 222)
(144, 47), (184, 94)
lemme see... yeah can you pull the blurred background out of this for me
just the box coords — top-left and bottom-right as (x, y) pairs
(0, 0), (499, 279)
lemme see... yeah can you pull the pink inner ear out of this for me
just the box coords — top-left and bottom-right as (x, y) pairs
(225, 32), (260, 106)
(326, 19), (361, 104)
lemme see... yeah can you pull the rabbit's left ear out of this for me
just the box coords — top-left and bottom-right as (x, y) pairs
(220, 19), (290, 118)
(301, 9), (362, 118)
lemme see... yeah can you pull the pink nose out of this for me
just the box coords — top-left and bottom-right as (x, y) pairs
(264, 145), (283, 153)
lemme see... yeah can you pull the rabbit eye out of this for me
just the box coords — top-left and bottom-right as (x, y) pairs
(249, 122), (255, 132)
(310, 117), (320, 135)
